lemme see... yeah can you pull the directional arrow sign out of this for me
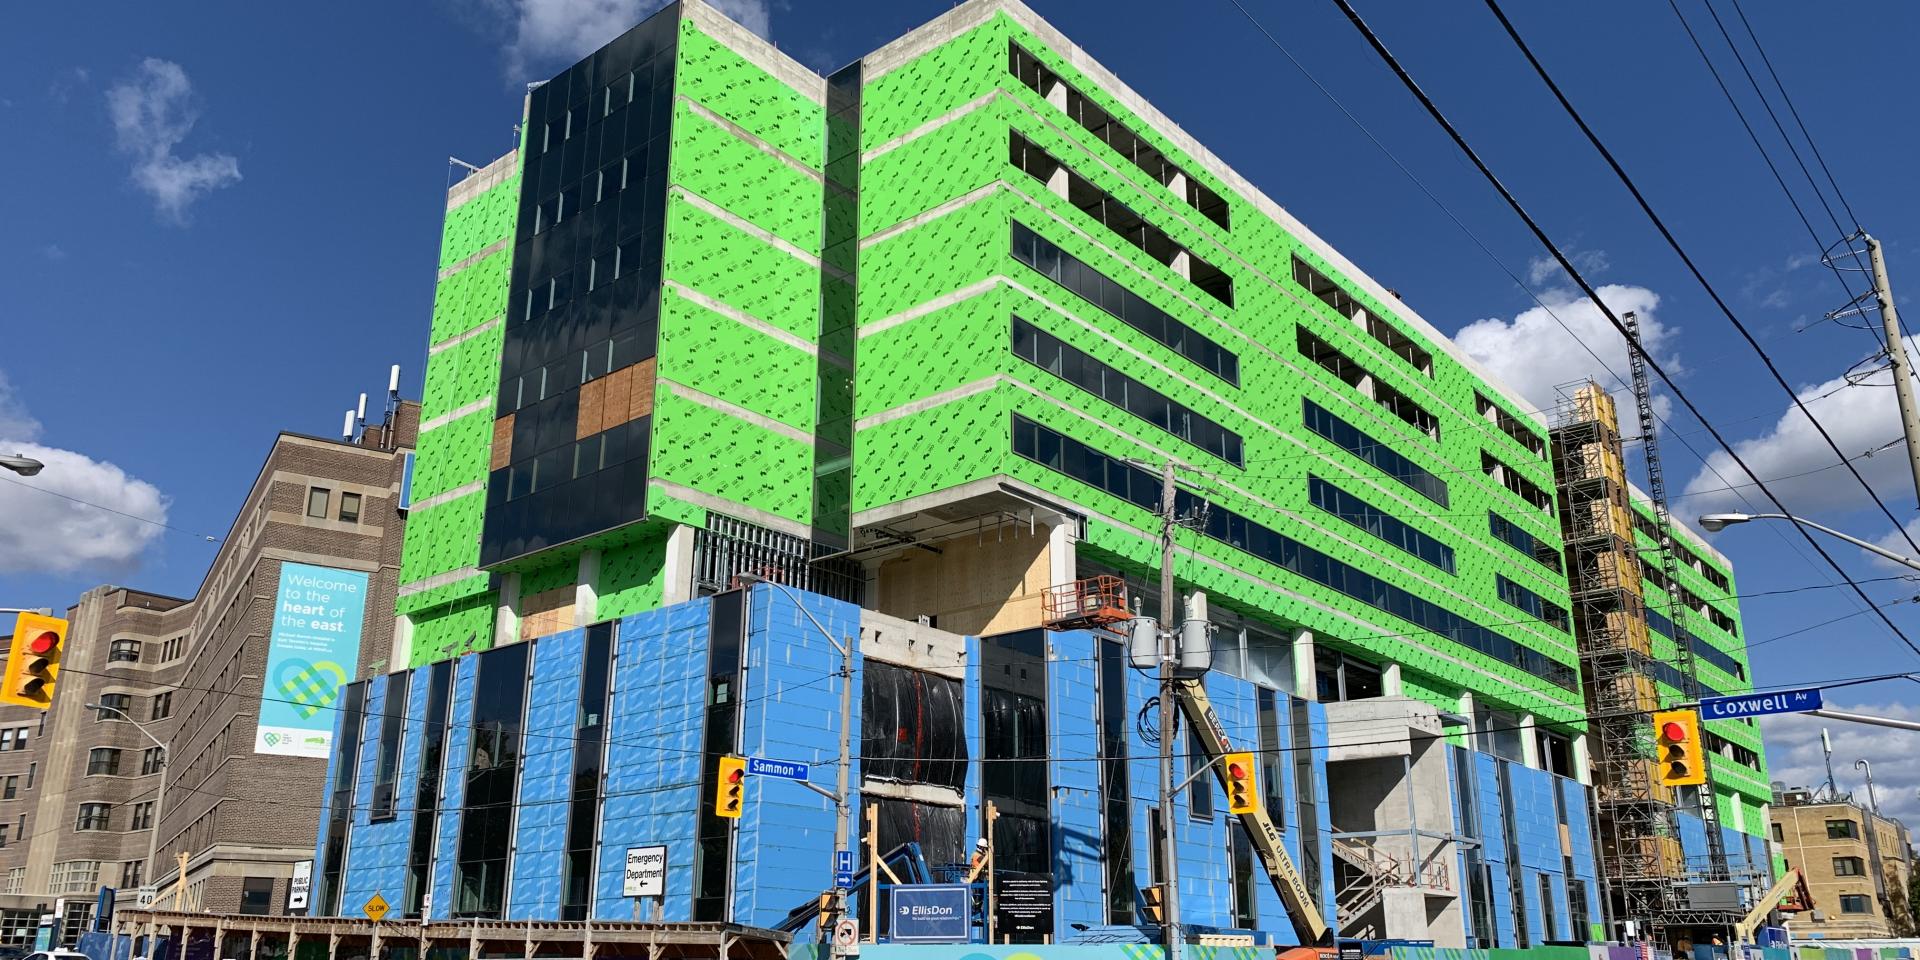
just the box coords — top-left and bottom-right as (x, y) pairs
(747, 757), (810, 781)
(1698, 687), (1823, 722)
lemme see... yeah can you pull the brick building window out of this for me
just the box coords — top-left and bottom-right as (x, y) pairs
(1828, 819), (1859, 839)
(141, 747), (164, 776)
(339, 492), (362, 524)
(150, 691), (172, 721)
(108, 639), (141, 664)
(1840, 894), (1873, 914)
(87, 748), (121, 776)
(240, 877), (274, 915)
(1, 776), (14, 800)
(130, 802), (154, 831)
(306, 488), (330, 518)
(75, 804), (111, 831)
(120, 861), (143, 888)
(96, 694), (131, 721)
(48, 861), (98, 895)
(1772, 823), (1784, 842)
(0, 824), (8, 847)
(1833, 856), (1866, 876)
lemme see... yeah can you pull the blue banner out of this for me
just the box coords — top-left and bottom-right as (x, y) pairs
(889, 884), (972, 943)
(256, 562), (367, 757)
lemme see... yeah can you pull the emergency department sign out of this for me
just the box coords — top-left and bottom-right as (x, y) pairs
(256, 563), (367, 757)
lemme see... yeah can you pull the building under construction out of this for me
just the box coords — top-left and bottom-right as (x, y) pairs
(1551, 380), (1774, 944)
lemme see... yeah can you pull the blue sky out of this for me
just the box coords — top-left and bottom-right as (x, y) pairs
(2, 1), (1916, 815)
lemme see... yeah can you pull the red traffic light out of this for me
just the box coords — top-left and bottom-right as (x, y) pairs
(1661, 720), (1689, 742)
(726, 767), (744, 784)
(25, 632), (57, 657)
(1227, 761), (1248, 779)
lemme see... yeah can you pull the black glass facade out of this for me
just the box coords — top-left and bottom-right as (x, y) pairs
(315, 681), (368, 917)
(693, 590), (745, 921)
(1096, 638), (1136, 925)
(405, 659), (454, 918)
(980, 629), (1050, 939)
(455, 642), (531, 918)
(811, 62), (861, 550)
(482, 6), (678, 567)
(562, 622), (615, 920)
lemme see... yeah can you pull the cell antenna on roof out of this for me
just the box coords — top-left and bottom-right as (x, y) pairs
(341, 410), (355, 440)
(388, 365), (402, 399)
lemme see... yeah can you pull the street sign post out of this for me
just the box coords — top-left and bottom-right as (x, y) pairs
(363, 893), (389, 922)
(835, 850), (855, 888)
(623, 845), (668, 898)
(888, 884), (972, 943)
(748, 756), (810, 781)
(287, 859), (312, 914)
(832, 916), (861, 957)
(1698, 687), (1823, 722)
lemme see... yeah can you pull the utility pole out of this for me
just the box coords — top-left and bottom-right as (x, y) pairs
(1866, 235), (1920, 510)
(1156, 459), (1182, 960)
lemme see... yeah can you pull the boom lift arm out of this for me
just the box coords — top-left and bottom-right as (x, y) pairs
(1734, 868), (1800, 944)
(1174, 677), (1333, 945)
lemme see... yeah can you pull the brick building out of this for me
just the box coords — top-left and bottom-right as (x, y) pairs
(0, 400), (416, 948)
(1771, 786), (1916, 938)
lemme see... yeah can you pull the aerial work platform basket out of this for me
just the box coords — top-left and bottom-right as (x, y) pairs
(1041, 575), (1132, 631)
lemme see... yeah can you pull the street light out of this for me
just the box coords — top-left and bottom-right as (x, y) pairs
(731, 574), (857, 933)
(0, 455), (42, 477)
(88, 703), (167, 895)
(1697, 512), (1920, 574)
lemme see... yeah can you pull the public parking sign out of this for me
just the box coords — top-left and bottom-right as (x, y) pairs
(889, 884), (971, 943)
(1699, 687), (1822, 722)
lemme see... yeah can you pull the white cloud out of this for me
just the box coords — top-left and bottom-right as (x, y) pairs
(105, 59), (241, 223)
(494, 0), (770, 80)
(1525, 250), (1611, 287)
(1679, 340), (1918, 518)
(1761, 699), (1920, 827)
(0, 372), (169, 575)
(1454, 281), (1673, 418)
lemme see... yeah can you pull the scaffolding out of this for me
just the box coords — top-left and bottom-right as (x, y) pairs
(1551, 381), (1684, 938)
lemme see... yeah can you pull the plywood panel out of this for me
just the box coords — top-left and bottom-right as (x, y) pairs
(490, 413), (515, 470)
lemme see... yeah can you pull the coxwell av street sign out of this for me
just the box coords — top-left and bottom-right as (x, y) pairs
(1697, 687), (1822, 722)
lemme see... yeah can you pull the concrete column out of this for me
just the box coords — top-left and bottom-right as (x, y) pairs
(494, 572), (521, 647)
(390, 615), (414, 673)
(1167, 171), (1189, 201)
(1458, 691), (1477, 749)
(1382, 661), (1403, 697)
(1046, 519), (1076, 587)
(1170, 249), (1192, 280)
(661, 524), (697, 606)
(1572, 733), (1593, 785)
(1045, 165), (1069, 200)
(1044, 78), (1067, 110)
(1292, 628), (1317, 699)
(1520, 713), (1540, 769)
(576, 549), (601, 625)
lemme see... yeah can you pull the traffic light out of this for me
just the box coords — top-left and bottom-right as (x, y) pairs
(714, 755), (746, 819)
(1653, 708), (1706, 787)
(1142, 884), (1165, 925)
(2, 613), (65, 709)
(1223, 751), (1259, 814)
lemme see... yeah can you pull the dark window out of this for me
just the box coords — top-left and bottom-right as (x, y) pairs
(1011, 221), (1238, 384)
(141, 747), (163, 776)
(1317, 653), (1383, 702)
(455, 643), (530, 919)
(75, 803), (111, 831)
(1833, 856), (1866, 877)
(1012, 414), (1576, 690)
(1538, 732), (1574, 778)
(1096, 638), (1135, 924)
(861, 661), (967, 791)
(1476, 392), (1546, 457)
(561, 623), (615, 921)
(1256, 690), (1285, 832)
(317, 681), (367, 916)
(239, 877), (274, 915)
(1839, 894), (1872, 914)
(406, 659), (455, 919)
(1482, 451), (1554, 514)
(1, 776), (13, 800)
(1229, 820), (1258, 929)
(1538, 874), (1559, 941)
(1489, 512), (1564, 574)
(130, 802), (154, 830)
(338, 492), (362, 524)
(1297, 329), (1439, 440)
(108, 639), (141, 664)
(149, 691), (173, 721)
(306, 488), (329, 518)
(981, 630), (1050, 879)
(1009, 42), (1229, 230)
(1771, 823), (1783, 842)
(1568, 877), (1589, 936)
(1013, 316), (1242, 466)
(1292, 256), (1431, 375)
(1303, 400), (1448, 506)
(1010, 132), (1233, 306)
(1496, 576), (1569, 632)
(369, 671), (411, 823)
(1308, 476), (1454, 573)
(693, 590), (745, 922)
(1185, 724), (1214, 821)
(87, 748), (120, 776)
(120, 861), (142, 888)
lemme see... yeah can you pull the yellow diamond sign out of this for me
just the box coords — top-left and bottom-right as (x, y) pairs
(363, 892), (389, 922)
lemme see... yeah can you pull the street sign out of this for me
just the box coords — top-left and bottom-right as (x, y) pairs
(835, 870), (855, 889)
(835, 849), (855, 888)
(134, 886), (157, 908)
(363, 892), (390, 922)
(748, 756), (810, 781)
(889, 884), (971, 943)
(832, 916), (861, 957)
(287, 859), (312, 912)
(1698, 687), (1823, 722)
(992, 873), (1054, 942)
(624, 845), (668, 898)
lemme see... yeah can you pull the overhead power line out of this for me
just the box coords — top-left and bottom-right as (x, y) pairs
(1323, 0), (1920, 661)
